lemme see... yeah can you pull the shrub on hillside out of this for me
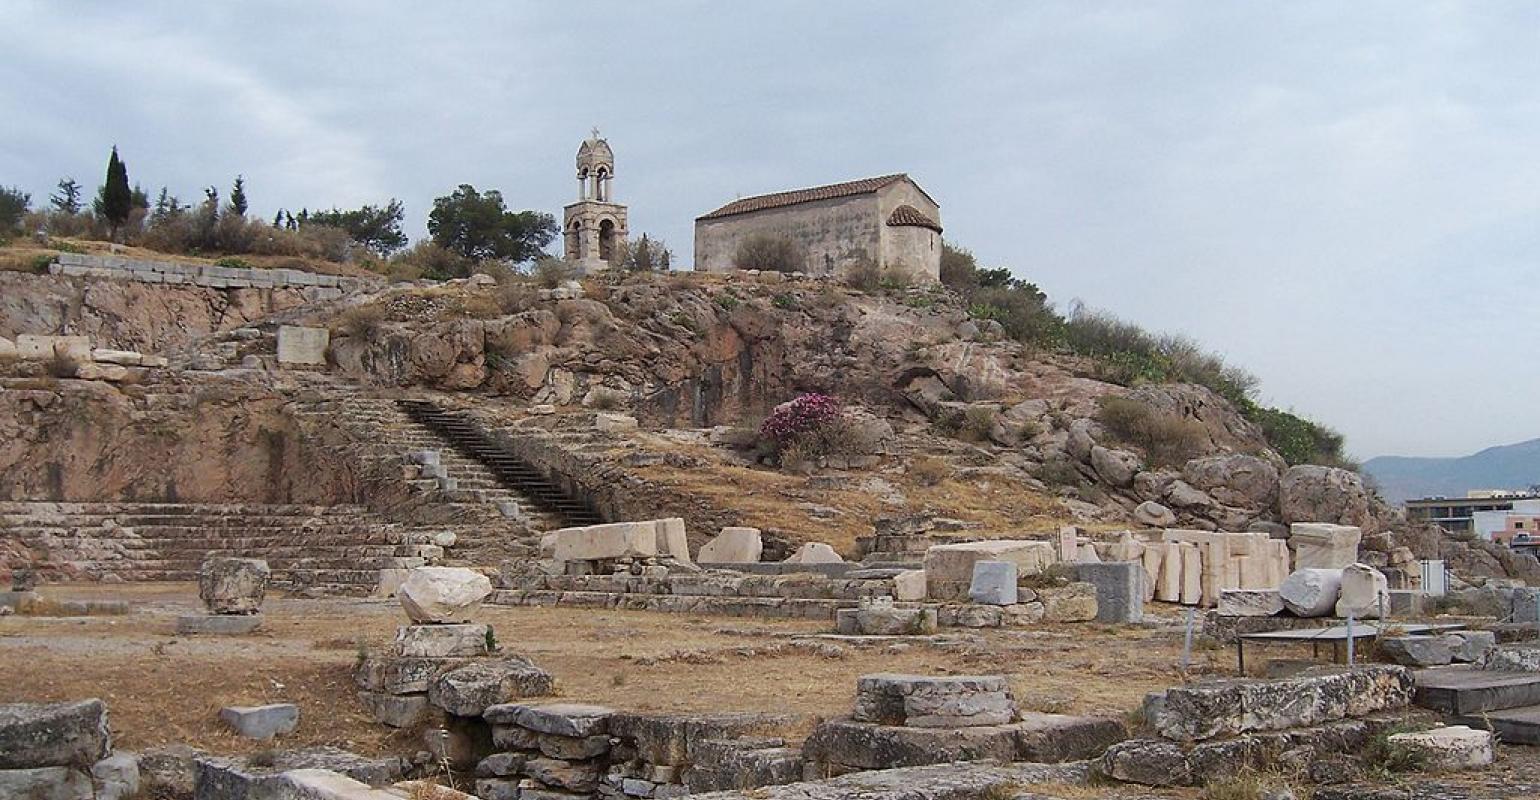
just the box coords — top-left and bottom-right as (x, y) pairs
(1248, 405), (1353, 468)
(533, 257), (576, 289)
(735, 234), (805, 273)
(391, 240), (471, 280)
(332, 304), (388, 340)
(909, 456), (952, 486)
(1095, 395), (1207, 467)
(758, 393), (862, 469)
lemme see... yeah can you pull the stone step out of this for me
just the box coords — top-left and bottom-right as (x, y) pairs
(1452, 704), (1540, 745)
(1414, 667), (1540, 715)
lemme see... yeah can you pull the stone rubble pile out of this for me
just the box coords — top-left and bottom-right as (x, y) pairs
(801, 673), (1124, 774)
(357, 566), (553, 728)
(1102, 665), (1415, 787)
(176, 557), (270, 635)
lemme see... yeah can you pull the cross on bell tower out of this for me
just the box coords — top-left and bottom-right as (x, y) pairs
(563, 129), (628, 273)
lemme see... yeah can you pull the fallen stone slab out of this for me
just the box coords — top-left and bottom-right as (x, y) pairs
(427, 657), (555, 717)
(194, 748), (407, 800)
(835, 604), (937, 636)
(137, 744), (201, 799)
(697, 527), (762, 564)
(782, 542), (844, 564)
(1039, 582), (1098, 623)
(1387, 725), (1493, 771)
(483, 702), (614, 737)
(968, 561), (1017, 606)
(0, 766), (93, 800)
(1335, 563), (1390, 619)
(1290, 523), (1362, 570)
(853, 674), (1015, 728)
(1447, 630), (1497, 663)
(553, 522), (658, 562)
(606, 711), (800, 767)
(1217, 589), (1284, 617)
(393, 623), (491, 658)
(0, 699), (111, 769)
(681, 739), (805, 792)
(398, 567), (493, 624)
(923, 540), (1054, 600)
(199, 557), (269, 615)
(219, 704), (300, 740)
(803, 712), (1122, 770)
(176, 614), (263, 635)
(1074, 562), (1144, 623)
(1144, 665), (1414, 742)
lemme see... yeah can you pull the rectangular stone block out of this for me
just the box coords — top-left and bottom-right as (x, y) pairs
(357, 691), (431, 728)
(276, 325), (329, 366)
(1074, 562), (1144, 623)
(1179, 543), (1202, 605)
(853, 674), (1015, 728)
(483, 702), (614, 737)
(654, 518), (692, 564)
(552, 522), (658, 562)
(1290, 523), (1362, 570)
(1144, 665), (1413, 742)
(0, 766), (92, 800)
(923, 540), (1054, 601)
(175, 614), (263, 635)
(0, 699), (110, 769)
(355, 655), (464, 695)
(393, 623), (490, 658)
(968, 561), (1017, 606)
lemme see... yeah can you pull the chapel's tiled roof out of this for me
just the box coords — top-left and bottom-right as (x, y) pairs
(699, 174), (933, 220)
(886, 204), (943, 233)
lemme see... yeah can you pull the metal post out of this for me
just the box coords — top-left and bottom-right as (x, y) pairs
(1346, 613), (1355, 665)
(1182, 608), (1195, 672)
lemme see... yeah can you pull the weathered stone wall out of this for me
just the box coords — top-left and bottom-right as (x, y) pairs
(49, 252), (376, 293)
(694, 194), (881, 275)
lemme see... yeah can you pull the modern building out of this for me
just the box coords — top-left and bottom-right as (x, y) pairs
(1405, 491), (1540, 536)
(694, 173), (942, 281)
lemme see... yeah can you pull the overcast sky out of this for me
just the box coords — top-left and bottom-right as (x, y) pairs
(3, 2), (1536, 460)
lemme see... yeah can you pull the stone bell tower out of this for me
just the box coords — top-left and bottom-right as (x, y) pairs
(563, 129), (629, 273)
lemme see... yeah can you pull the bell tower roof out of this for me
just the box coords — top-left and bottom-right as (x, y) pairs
(577, 127), (614, 174)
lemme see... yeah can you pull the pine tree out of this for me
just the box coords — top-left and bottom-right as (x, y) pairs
(272, 209), (285, 228)
(50, 178), (82, 215)
(99, 146), (132, 240)
(230, 175), (248, 216)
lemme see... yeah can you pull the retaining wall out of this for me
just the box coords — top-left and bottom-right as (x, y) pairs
(48, 252), (379, 295)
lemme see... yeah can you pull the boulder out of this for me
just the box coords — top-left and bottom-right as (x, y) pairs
(217, 704), (299, 740)
(1279, 466), (1373, 529)
(1133, 501), (1177, 528)
(968, 561), (1017, 606)
(197, 557), (269, 615)
(843, 604), (937, 636)
(1279, 568), (1343, 617)
(595, 413), (640, 434)
(356, 655), (465, 695)
(697, 527), (762, 564)
(1386, 726), (1493, 770)
(394, 623), (491, 658)
(1181, 454), (1280, 510)
(398, 567), (493, 624)
(0, 766), (93, 800)
(91, 753), (141, 800)
(1089, 446), (1140, 488)
(428, 658), (555, 717)
(782, 542), (843, 564)
(893, 570), (927, 601)
(0, 699), (111, 770)
(1334, 563), (1389, 619)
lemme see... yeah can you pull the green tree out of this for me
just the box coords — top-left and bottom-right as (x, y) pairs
(51, 178), (82, 215)
(304, 199), (408, 255)
(0, 185), (30, 235)
(96, 146), (133, 239)
(229, 175), (248, 216)
(427, 184), (556, 263)
(623, 233), (672, 271)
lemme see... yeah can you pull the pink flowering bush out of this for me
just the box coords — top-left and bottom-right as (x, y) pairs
(758, 393), (857, 469)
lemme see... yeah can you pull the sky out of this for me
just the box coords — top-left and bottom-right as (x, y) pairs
(2, 2), (1536, 460)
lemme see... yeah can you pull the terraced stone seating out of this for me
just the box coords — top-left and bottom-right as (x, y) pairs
(0, 502), (442, 594)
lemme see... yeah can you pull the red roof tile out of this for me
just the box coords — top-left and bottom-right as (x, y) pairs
(886, 204), (942, 233)
(699, 174), (924, 220)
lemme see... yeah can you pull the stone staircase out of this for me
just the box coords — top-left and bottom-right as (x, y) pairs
(396, 399), (604, 527)
(1415, 665), (1540, 744)
(0, 502), (439, 594)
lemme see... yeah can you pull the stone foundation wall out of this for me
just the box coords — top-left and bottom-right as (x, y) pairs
(49, 252), (377, 294)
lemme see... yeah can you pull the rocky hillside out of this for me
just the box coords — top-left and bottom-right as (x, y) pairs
(5, 266), (1533, 582)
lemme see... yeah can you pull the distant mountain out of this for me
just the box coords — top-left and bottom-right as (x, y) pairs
(1364, 438), (1540, 505)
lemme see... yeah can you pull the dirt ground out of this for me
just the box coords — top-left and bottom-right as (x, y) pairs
(0, 583), (1237, 758)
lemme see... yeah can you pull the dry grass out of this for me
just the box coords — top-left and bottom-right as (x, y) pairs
(0, 237), (377, 277)
(0, 583), (1217, 757)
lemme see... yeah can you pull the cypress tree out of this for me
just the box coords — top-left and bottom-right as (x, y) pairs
(100, 146), (132, 240)
(230, 175), (248, 216)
